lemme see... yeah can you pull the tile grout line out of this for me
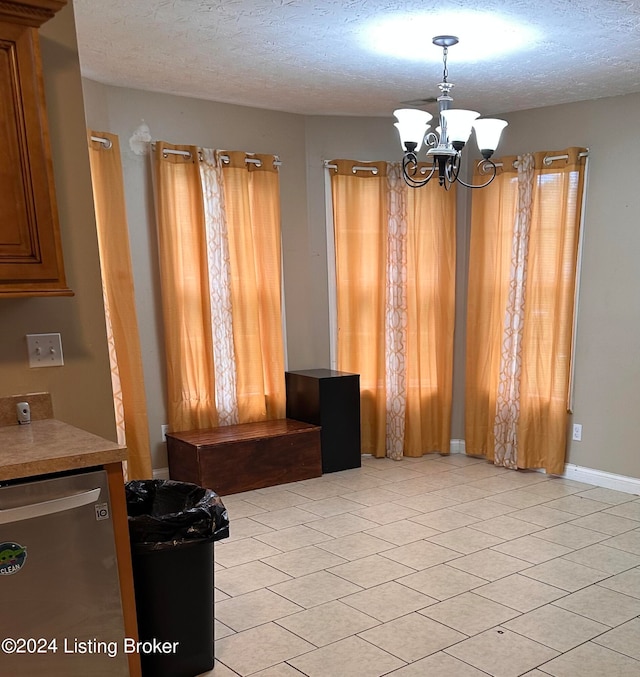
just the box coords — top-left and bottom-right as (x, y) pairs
(210, 459), (640, 676)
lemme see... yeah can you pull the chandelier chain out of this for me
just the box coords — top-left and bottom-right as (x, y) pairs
(442, 46), (449, 83)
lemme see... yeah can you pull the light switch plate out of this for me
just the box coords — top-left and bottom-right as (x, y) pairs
(26, 333), (64, 367)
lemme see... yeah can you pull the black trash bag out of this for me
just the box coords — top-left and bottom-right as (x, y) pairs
(125, 479), (229, 550)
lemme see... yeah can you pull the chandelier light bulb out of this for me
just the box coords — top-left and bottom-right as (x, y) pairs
(393, 108), (433, 152)
(472, 118), (509, 158)
(441, 109), (480, 146)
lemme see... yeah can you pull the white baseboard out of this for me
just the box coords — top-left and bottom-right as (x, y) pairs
(151, 454), (640, 496)
(153, 467), (170, 480)
(556, 463), (640, 495)
(447, 439), (638, 495)
(449, 439), (466, 454)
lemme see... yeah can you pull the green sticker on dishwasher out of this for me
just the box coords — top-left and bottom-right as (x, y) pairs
(0, 542), (27, 575)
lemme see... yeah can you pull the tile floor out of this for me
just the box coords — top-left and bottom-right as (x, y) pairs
(200, 453), (640, 676)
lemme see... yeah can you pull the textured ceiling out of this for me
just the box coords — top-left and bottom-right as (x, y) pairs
(73, 0), (640, 117)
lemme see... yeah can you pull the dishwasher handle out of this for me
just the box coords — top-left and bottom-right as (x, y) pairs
(0, 487), (102, 525)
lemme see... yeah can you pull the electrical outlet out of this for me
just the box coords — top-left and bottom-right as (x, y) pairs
(572, 423), (582, 441)
(161, 424), (169, 441)
(26, 333), (64, 367)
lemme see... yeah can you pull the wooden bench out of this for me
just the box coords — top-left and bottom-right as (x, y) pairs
(166, 419), (322, 496)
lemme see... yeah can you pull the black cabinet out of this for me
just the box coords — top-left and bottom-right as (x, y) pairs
(285, 369), (361, 473)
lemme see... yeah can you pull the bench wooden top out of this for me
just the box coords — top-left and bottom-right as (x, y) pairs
(166, 418), (320, 448)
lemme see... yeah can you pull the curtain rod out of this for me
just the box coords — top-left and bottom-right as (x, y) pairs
(152, 143), (281, 167)
(160, 147), (193, 158)
(90, 135), (112, 149)
(487, 150), (590, 171)
(325, 151), (589, 176)
(324, 160), (439, 175)
(323, 161), (380, 174)
(219, 154), (282, 167)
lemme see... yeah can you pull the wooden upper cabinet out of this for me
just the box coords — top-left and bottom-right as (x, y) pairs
(0, 0), (72, 297)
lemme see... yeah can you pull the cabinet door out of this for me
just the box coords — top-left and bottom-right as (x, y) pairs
(0, 19), (71, 296)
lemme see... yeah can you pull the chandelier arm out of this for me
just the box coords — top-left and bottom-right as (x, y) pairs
(418, 163), (437, 183)
(453, 159), (498, 189)
(445, 154), (461, 183)
(424, 131), (439, 148)
(402, 170), (435, 188)
(402, 154), (436, 187)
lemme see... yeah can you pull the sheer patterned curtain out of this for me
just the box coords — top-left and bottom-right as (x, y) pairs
(88, 131), (152, 479)
(330, 159), (456, 459)
(466, 147), (587, 474)
(152, 143), (285, 431)
(492, 153), (535, 469)
(385, 165), (408, 459)
(199, 149), (239, 426)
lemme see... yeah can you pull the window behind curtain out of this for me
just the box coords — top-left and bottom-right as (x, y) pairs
(152, 144), (285, 432)
(329, 159), (456, 459)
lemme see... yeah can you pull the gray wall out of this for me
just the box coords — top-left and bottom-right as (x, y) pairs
(498, 94), (640, 478)
(82, 84), (312, 467)
(0, 5), (115, 441)
(82, 78), (640, 479)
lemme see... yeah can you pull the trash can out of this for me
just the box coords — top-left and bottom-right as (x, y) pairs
(125, 479), (229, 677)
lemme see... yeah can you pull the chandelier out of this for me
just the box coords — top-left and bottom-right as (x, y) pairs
(394, 36), (508, 190)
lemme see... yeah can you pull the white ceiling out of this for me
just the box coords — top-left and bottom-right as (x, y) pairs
(73, 0), (640, 118)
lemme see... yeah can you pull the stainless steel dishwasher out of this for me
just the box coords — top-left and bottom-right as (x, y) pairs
(0, 469), (129, 676)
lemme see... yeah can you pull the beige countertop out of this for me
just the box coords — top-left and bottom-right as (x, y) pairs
(0, 419), (127, 481)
